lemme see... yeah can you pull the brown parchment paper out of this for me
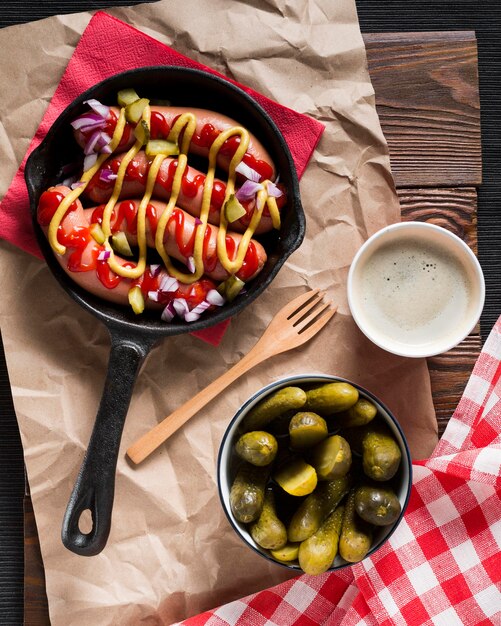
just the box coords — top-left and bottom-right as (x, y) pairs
(0, 1), (438, 624)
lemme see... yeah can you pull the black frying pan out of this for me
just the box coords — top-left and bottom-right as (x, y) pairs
(24, 66), (305, 556)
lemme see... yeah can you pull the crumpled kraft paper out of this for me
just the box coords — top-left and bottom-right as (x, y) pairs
(0, 1), (438, 624)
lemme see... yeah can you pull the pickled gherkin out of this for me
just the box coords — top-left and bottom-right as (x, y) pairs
(288, 474), (351, 542)
(361, 426), (401, 481)
(338, 398), (377, 428)
(230, 462), (269, 523)
(354, 485), (401, 526)
(241, 387), (307, 432)
(298, 505), (345, 575)
(311, 435), (352, 480)
(289, 412), (328, 449)
(339, 489), (372, 563)
(235, 431), (278, 466)
(304, 382), (359, 415)
(249, 489), (287, 550)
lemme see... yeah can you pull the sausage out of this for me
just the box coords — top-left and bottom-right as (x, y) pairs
(37, 186), (218, 312)
(84, 198), (267, 282)
(84, 151), (284, 235)
(74, 106), (276, 181)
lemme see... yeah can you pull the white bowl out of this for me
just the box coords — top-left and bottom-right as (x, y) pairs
(217, 374), (412, 573)
(347, 222), (485, 358)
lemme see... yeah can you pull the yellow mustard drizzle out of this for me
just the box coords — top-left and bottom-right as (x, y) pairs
(48, 109), (127, 255)
(48, 100), (281, 290)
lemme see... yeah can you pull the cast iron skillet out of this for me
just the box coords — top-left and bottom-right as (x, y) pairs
(24, 66), (305, 557)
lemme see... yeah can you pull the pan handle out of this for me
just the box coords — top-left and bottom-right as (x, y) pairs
(61, 329), (157, 556)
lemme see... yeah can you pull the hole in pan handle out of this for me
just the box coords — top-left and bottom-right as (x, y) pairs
(61, 329), (158, 556)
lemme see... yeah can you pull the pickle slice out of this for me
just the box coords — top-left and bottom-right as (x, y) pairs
(289, 412), (328, 449)
(125, 97), (150, 124)
(111, 232), (133, 257)
(89, 223), (105, 245)
(134, 119), (151, 146)
(274, 458), (317, 497)
(128, 286), (145, 314)
(217, 276), (245, 302)
(117, 88), (140, 107)
(224, 194), (247, 223)
(145, 139), (179, 157)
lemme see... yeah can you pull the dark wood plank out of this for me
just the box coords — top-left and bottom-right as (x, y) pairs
(23, 31), (483, 625)
(363, 31), (481, 188)
(23, 494), (50, 626)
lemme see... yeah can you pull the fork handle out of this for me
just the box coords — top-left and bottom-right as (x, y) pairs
(126, 341), (269, 464)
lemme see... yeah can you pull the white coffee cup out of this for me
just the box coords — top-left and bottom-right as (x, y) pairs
(347, 222), (485, 358)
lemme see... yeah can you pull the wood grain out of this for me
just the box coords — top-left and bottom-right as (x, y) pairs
(23, 31), (483, 624)
(363, 31), (481, 188)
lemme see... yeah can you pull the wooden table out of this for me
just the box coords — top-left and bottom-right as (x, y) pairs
(23, 30), (482, 625)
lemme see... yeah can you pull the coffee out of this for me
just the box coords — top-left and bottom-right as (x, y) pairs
(355, 239), (472, 348)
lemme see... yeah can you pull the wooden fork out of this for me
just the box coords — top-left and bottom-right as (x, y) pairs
(126, 289), (337, 464)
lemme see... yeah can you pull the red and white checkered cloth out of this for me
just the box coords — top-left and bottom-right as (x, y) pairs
(177, 316), (501, 626)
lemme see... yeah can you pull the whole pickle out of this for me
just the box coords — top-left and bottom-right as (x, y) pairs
(274, 458), (318, 497)
(339, 489), (373, 563)
(298, 505), (345, 575)
(288, 474), (351, 542)
(249, 489), (287, 550)
(304, 382), (359, 415)
(338, 398), (377, 428)
(229, 463), (269, 523)
(241, 387), (307, 432)
(361, 426), (401, 481)
(354, 485), (401, 526)
(235, 431), (278, 466)
(311, 435), (352, 480)
(289, 412), (328, 449)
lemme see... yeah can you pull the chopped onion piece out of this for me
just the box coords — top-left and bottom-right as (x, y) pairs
(83, 99), (110, 119)
(83, 153), (98, 172)
(70, 114), (106, 130)
(97, 249), (111, 261)
(266, 180), (284, 198)
(148, 291), (160, 302)
(184, 311), (200, 323)
(235, 161), (261, 182)
(84, 130), (101, 155)
(70, 181), (85, 190)
(149, 264), (161, 277)
(186, 256), (196, 273)
(62, 174), (79, 187)
(194, 217), (203, 226)
(99, 169), (117, 183)
(206, 289), (225, 306)
(172, 298), (189, 317)
(236, 180), (262, 201)
(161, 303), (175, 322)
(159, 275), (179, 293)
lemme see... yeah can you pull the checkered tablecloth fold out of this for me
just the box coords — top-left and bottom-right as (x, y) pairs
(177, 316), (501, 626)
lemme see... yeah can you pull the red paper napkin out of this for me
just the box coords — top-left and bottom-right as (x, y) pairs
(177, 316), (501, 625)
(0, 11), (324, 346)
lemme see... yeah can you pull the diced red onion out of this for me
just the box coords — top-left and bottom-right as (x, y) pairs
(186, 256), (196, 273)
(149, 264), (161, 277)
(62, 174), (79, 187)
(159, 275), (179, 293)
(99, 169), (118, 183)
(70, 115), (107, 131)
(148, 291), (160, 302)
(161, 302), (175, 322)
(266, 180), (284, 198)
(184, 300), (212, 323)
(97, 249), (111, 261)
(235, 161), (261, 182)
(172, 298), (189, 317)
(84, 130), (102, 155)
(70, 181), (85, 190)
(83, 153), (98, 171)
(206, 289), (225, 306)
(83, 99), (110, 119)
(236, 180), (263, 201)
(194, 217), (203, 226)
